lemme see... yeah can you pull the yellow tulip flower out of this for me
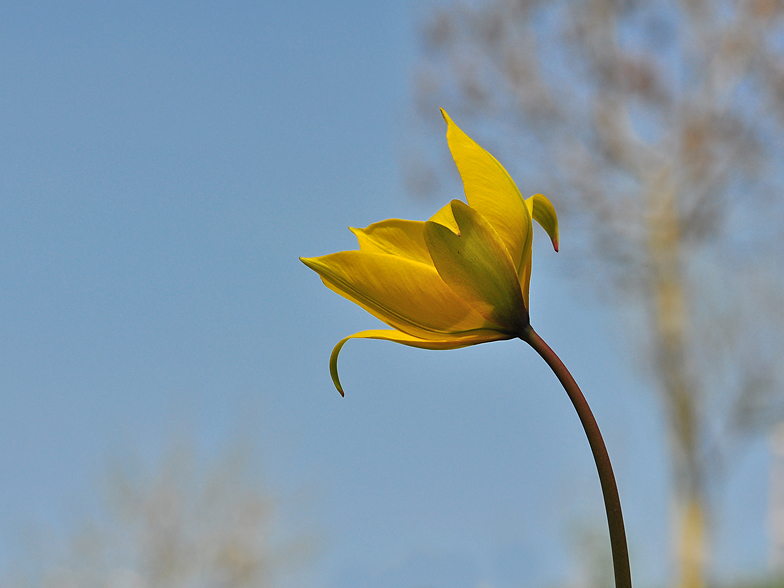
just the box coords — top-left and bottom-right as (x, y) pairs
(302, 113), (633, 587)
(301, 109), (559, 395)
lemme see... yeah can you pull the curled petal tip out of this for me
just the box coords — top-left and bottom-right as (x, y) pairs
(330, 337), (349, 396)
(527, 193), (559, 255)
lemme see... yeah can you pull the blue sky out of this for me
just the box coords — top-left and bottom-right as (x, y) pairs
(0, 2), (771, 587)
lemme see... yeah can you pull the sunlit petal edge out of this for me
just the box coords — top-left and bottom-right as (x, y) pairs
(330, 328), (514, 395)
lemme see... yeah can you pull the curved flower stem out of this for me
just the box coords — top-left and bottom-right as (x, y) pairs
(520, 325), (632, 588)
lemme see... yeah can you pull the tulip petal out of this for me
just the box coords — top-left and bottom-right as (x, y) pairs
(424, 200), (529, 334)
(526, 193), (560, 252)
(520, 244), (533, 310)
(329, 328), (513, 395)
(520, 194), (559, 308)
(428, 200), (459, 234)
(300, 251), (491, 340)
(350, 219), (432, 266)
(441, 109), (531, 273)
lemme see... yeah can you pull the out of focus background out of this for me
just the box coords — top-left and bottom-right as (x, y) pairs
(1, 1), (783, 587)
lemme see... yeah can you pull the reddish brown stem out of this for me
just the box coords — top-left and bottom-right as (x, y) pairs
(521, 325), (632, 588)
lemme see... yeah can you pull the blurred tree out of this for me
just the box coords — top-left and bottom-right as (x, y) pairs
(411, 1), (784, 587)
(3, 441), (314, 588)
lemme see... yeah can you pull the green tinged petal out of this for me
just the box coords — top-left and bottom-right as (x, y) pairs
(520, 245), (533, 310)
(441, 109), (532, 273)
(526, 193), (560, 252)
(329, 328), (514, 395)
(424, 200), (529, 334)
(300, 252), (491, 340)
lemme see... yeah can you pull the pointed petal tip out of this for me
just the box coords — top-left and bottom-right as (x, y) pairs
(553, 238), (560, 253)
(440, 107), (450, 123)
(300, 256), (319, 271)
